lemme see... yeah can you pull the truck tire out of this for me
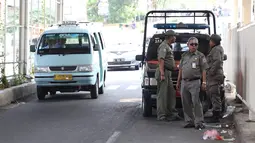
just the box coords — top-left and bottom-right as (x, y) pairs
(90, 78), (99, 99)
(142, 96), (152, 117)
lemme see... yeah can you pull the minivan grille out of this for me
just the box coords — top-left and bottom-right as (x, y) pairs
(49, 66), (77, 71)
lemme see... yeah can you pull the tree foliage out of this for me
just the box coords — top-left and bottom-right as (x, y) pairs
(87, 0), (104, 22)
(87, 0), (139, 23)
(107, 0), (138, 23)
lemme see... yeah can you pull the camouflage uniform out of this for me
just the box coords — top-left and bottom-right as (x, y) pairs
(180, 50), (208, 127)
(206, 34), (224, 123)
(155, 30), (178, 121)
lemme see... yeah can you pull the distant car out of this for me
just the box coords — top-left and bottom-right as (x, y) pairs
(107, 42), (141, 70)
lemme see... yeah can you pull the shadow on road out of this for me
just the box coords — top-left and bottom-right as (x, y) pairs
(37, 92), (93, 103)
(107, 67), (138, 72)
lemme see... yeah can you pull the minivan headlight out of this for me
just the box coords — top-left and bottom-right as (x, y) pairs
(35, 66), (49, 73)
(78, 65), (92, 72)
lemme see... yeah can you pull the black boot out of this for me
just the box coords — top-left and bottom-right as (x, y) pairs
(206, 111), (221, 123)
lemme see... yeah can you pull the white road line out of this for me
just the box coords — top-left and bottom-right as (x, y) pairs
(126, 85), (139, 90)
(105, 131), (121, 143)
(106, 85), (120, 90)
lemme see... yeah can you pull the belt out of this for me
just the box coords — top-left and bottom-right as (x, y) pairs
(183, 77), (200, 81)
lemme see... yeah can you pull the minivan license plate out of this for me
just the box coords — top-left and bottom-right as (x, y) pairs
(54, 74), (72, 80)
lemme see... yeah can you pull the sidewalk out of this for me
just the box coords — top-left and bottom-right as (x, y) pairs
(234, 105), (255, 143)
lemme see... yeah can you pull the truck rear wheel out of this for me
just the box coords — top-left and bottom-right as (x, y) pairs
(142, 95), (152, 117)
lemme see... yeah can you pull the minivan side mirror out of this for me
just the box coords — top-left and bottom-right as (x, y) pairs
(30, 45), (36, 52)
(93, 44), (100, 51)
(135, 55), (144, 61)
(223, 54), (227, 61)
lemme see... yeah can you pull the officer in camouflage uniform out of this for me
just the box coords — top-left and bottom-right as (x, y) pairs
(155, 30), (181, 121)
(176, 37), (208, 129)
(206, 34), (224, 123)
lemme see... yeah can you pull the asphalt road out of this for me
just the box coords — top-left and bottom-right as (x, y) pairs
(0, 68), (236, 143)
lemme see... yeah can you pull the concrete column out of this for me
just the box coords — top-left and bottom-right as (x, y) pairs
(60, 0), (63, 22)
(19, 0), (25, 75)
(242, 0), (253, 25)
(56, 0), (63, 23)
(24, 0), (29, 75)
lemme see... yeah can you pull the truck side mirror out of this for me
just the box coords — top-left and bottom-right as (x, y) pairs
(30, 45), (36, 52)
(135, 55), (143, 61)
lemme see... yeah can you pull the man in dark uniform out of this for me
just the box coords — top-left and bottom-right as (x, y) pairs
(206, 34), (225, 123)
(155, 30), (181, 121)
(176, 37), (208, 129)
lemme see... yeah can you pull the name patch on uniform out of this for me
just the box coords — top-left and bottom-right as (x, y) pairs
(192, 62), (196, 68)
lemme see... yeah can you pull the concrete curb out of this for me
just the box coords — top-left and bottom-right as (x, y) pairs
(0, 82), (36, 106)
(233, 111), (255, 143)
(233, 113), (246, 143)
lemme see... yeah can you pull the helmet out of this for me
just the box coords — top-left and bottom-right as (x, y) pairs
(210, 34), (221, 44)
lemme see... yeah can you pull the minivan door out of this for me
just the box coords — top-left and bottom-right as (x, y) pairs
(93, 32), (104, 84)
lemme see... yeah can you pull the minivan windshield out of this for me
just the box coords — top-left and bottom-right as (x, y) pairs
(37, 33), (90, 55)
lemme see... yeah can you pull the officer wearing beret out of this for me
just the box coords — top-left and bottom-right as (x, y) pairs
(206, 34), (225, 123)
(155, 30), (181, 121)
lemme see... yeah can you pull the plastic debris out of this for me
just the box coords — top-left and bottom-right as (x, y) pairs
(221, 130), (227, 134)
(203, 129), (236, 141)
(203, 129), (223, 140)
(222, 106), (236, 118)
(204, 124), (222, 128)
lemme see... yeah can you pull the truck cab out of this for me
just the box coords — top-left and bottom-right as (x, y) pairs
(30, 21), (107, 100)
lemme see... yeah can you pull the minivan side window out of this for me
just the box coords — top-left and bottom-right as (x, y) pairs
(90, 35), (96, 50)
(93, 32), (101, 50)
(98, 32), (105, 50)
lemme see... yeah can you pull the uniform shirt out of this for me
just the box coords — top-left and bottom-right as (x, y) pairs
(206, 45), (224, 77)
(157, 40), (175, 71)
(206, 45), (224, 85)
(179, 50), (208, 79)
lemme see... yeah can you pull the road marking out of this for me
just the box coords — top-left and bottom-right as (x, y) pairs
(105, 131), (121, 143)
(106, 85), (120, 90)
(126, 85), (139, 90)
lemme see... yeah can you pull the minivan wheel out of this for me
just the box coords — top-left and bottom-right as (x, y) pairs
(99, 82), (104, 94)
(90, 78), (99, 99)
(37, 86), (47, 100)
(142, 96), (152, 117)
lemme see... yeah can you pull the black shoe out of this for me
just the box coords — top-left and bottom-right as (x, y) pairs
(195, 123), (205, 130)
(184, 122), (195, 128)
